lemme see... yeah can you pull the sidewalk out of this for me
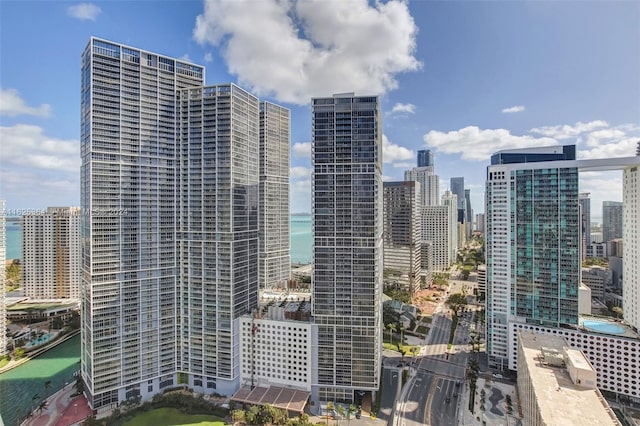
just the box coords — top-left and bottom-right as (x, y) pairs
(22, 382), (92, 426)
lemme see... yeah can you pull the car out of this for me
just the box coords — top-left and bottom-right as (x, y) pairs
(455, 380), (461, 387)
(492, 373), (503, 379)
(445, 397), (451, 403)
(453, 393), (458, 398)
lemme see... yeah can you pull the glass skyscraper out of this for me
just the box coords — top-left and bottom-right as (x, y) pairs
(81, 38), (289, 409)
(486, 146), (580, 369)
(311, 93), (383, 404)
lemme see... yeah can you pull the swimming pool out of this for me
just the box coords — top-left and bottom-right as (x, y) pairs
(582, 320), (625, 335)
(25, 332), (54, 348)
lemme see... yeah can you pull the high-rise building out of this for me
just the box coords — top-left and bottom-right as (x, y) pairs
(421, 191), (457, 272)
(80, 38), (290, 409)
(383, 181), (421, 294)
(259, 102), (291, 288)
(404, 168), (439, 207)
(485, 146), (580, 369)
(81, 38), (206, 409)
(602, 201), (623, 243)
(465, 188), (473, 238)
(475, 213), (485, 234)
(623, 163), (639, 332)
(450, 177), (465, 211)
(22, 207), (81, 299)
(579, 192), (591, 259)
(176, 84), (261, 394)
(417, 149), (434, 168)
(0, 200), (6, 356)
(311, 93), (383, 404)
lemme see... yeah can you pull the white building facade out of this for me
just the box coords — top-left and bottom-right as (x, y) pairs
(311, 93), (383, 404)
(22, 207), (81, 299)
(404, 166), (439, 207)
(239, 308), (312, 391)
(623, 164), (639, 332)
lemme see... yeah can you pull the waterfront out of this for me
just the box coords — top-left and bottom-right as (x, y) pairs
(4, 215), (312, 264)
(0, 334), (80, 426)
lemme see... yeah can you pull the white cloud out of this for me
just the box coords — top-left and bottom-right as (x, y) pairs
(389, 102), (416, 115)
(0, 124), (79, 172)
(67, 3), (102, 21)
(578, 137), (639, 160)
(293, 142), (312, 157)
(501, 105), (525, 114)
(180, 53), (192, 62)
(383, 134), (414, 164)
(204, 52), (213, 63)
(0, 88), (51, 118)
(193, 0), (421, 104)
(389, 161), (415, 169)
(291, 166), (311, 179)
(423, 126), (558, 161)
(529, 120), (609, 140)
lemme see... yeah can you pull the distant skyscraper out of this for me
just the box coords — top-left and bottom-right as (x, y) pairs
(405, 150), (439, 206)
(486, 146), (580, 369)
(22, 207), (81, 299)
(311, 93), (382, 404)
(450, 177), (465, 211)
(475, 213), (485, 234)
(602, 201), (623, 243)
(623, 164), (639, 332)
(417, 149), (434, 167)
(383, 181), (421, 294)
(421, 190), (457, 271)
(0, 200), (6, 356)
(259, 102), (291, 288)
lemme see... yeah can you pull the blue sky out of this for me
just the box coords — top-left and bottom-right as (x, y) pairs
(1, 1), (639, 221)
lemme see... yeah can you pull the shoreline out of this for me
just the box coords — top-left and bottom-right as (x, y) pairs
(0, 330), (80, 375)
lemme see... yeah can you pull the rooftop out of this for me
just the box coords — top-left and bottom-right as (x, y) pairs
(579, 315), (638, 339)
(518, 332), (620, 426)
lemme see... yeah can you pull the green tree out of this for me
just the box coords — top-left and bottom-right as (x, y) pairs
(612, 306), (623, 319)
(245, 405), (261, 425)
(446, 293), (467, 316)
(334, 404), (345, 425)
(326, 401), (335, 426)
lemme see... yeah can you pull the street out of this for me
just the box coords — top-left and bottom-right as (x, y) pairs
(392, 276), (478, 426)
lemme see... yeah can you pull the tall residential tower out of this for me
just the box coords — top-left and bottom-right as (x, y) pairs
(311, 93), (383, 404)
(22, 207), (81, 299)
(80, 38), (290, 409)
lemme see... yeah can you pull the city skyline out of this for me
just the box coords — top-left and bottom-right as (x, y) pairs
(1, 1), (639, 220)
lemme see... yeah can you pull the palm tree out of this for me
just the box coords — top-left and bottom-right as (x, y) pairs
(335, 404), (346, 425)
(385, 323), (394, 343)
(37, 399), (48, 414)
(44, 380), (52, 393)
(398, 324), (405, 345)
(346, 404), (357, 426)
(326, 401), (335, 426)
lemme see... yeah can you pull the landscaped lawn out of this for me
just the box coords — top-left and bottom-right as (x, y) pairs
(124, 408), (226, 426)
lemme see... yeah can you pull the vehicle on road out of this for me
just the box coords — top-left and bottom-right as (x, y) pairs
(492, 373), (503, 379)
(445, 397), (451, 403)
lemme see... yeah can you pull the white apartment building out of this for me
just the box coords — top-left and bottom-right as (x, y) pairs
(623, 163), (639, 332)
(405, 166), (439, 207)
(517, 331), (620, 426)
(581, 266), (611, 301)
(420, 192), (457, 272)
(259, 102), (291, 289)
(0, 200), (6, 355)
(239, 305), (312, 391)
(383, 181), (422, 294)
(22, 207), (81, 299)
(311, 93), (383, 405)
